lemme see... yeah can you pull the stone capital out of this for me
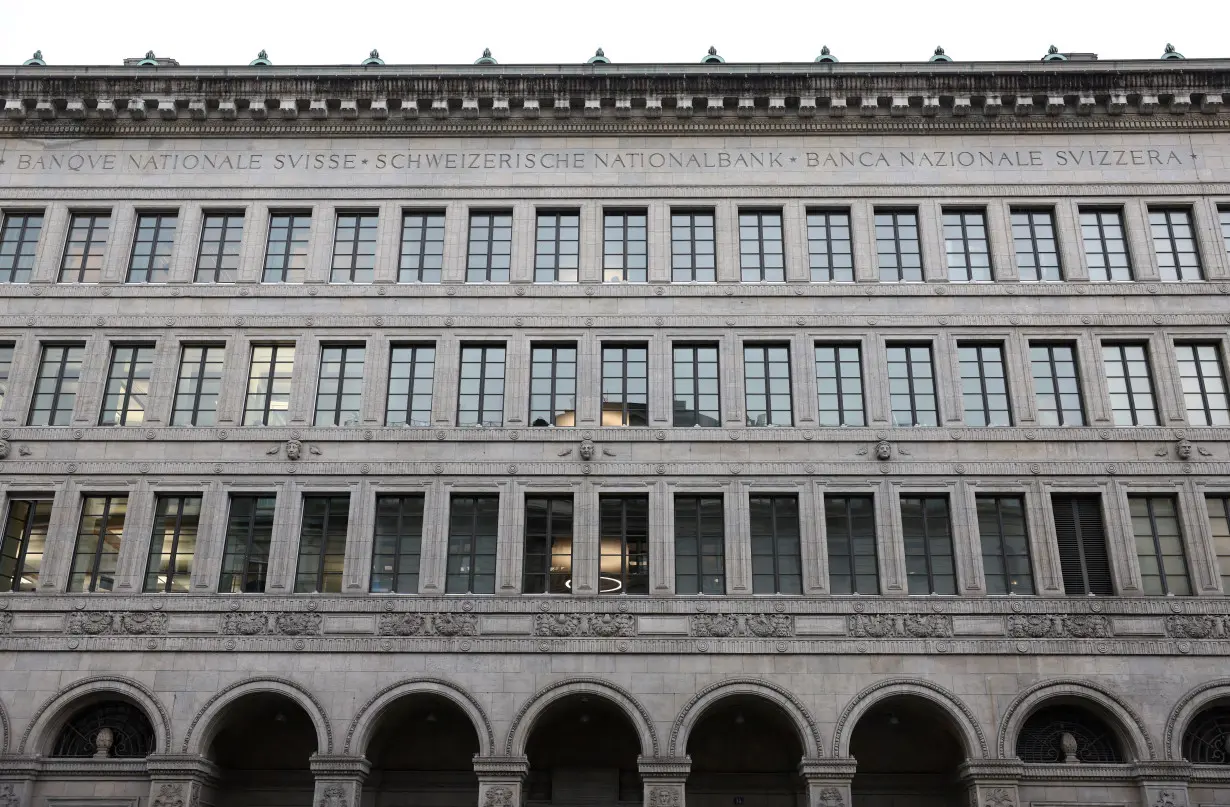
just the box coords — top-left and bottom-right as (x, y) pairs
(145, 753), (220, 783)
(637, 755), (691, 779)
(473, 754), (530, 779)
(308, 753), (372, 780)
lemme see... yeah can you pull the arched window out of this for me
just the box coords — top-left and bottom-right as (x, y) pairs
(53, 701), (155, 758)
(1183, 706), (1230, 764)
(1017, 705), (1122, 763)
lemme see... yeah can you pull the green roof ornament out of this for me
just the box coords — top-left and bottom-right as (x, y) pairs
(1161, 43), (1184, 60)
(475, 48), (497, 65)
(23, 50), (46, 66)
(362, 49), (384, 66)
(1042, 44), (1067, 61)
(137, 50), (159, 66)
(701, 46), (724, 64)
(930, 45), (952, 62)
(815, 45), (837, 63)
(250, 50), (272, 66)
(587, 48), (611, 64)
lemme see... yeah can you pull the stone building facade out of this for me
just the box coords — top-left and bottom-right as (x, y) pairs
(0, 48), (1229, 807)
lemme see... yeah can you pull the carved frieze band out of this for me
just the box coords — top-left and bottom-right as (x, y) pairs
(689, 613), (794, 637)
(847, 613), (953, 639)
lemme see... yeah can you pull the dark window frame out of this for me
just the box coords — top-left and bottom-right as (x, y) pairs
(738, 209), (785, 282)
(672, 343), (721, 427)
(601, 343), (649, 427)
(0, 497), (53, 592)
(386, 343), (436, 427)
(599, 495), (650, 595)
(814, 343), (865, 427)
(314, 343), (366, 427)
(143, 494), (201, 593)
(528, 343), (578, 428)
(261, 211), (312, 283)
(1131, 495), (1191, 596)
(825, 494), (879, 595)
(217, 494), (277, 594)
(28, 343), (85, 426)
(874, 208), (922, 282)
(522, 494), (575, 595)
(1208, 494), (1230, 594)
(370, 494), (425, 594)
(457, 344), (506, 427)
(749, 494), (802, 594)
(398, 210), (446, 283)
(887, 343), (939, 427)
(1080, 208), (1134, 282)
(466, 210), (513, 283)
(1052, 494), (1114, 596)
(534, 210), (581, 283)
(171, 344), (225, 427)
(670, 209), (717, 282)
(743, 343), (793, 427)
(1150, 207), (1204, 282)
(58, 211), (111, 283)
(1175, 343), (1230, 426)
(1030, 342), (1086, 427)
(674, 495), (726, 595)
(0, 210), (44, 283)
(901, 494), (956, 595)
(602, 209), (648, 283)
(68, 494), (127, 593)
(194, 210), (245, 283)
(99, 343), (156, 426)
(445, 494), (499, 594)
(942, 208), (992, 282)
(243, 343), (296, 427)
(294, 494), (350, 594)
(958, 342), (1013, 427)
(125, 210), (178, 284)
(806, 208), (853, 282)
(330, 210), (379, 283)
(976, 495), (1034, 595)
(1012, 208), (1063, 282)
(1101, 343), (1158, 426)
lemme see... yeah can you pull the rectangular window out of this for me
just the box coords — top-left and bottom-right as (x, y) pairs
(523, 495), (574, 595)
(314, 344), (365, 427)
(976, 496), (1033, 595)
(1012, 209), (1062, 281)
(386, 345), (435, 427)
(68, 495), (127, 593)
(457, 345), (505, 427)
(825, 495), (878, 595)
(529, 344), (577, 427)
(739, 210), (785, 282)
(807, 209), (853, 282)
(0, 211), (43, 283)
(371, 495), (424, 594)
(599, 496), (649, 595)
(1030, 343), (1085, 426)
(1207, 495), (1230, 593)
(1131, 496), (1190, 596)
(887, 344), (938, 427)
(28, 344), (84, 426)
(1150, 208), (1203, 281)
(59, 212), (111, 283)
(602, 344), (648, 426)
(262, 212), (311, 283)
(218, 494), (276, 593)
(0, 498), (53, 592)
(294, 495), (349, 593)
(674, 495), (726, 595)
(671, 210), (716, 282)
(1102, 343), (1158, 426)
(195, 211), (244, 283)
(171, 345), (225, 426)
(534, 211), (580, 282)
(603, 211), (647, 282)
(126, 211), (177, 283)
(466, 211), (513, 282)
(815, 344), (865, 426)
(744, 344), (793, 427)
(942, 209), (991, 282)
(1176, 344), (1230, 426)
(243, 344), (296, 426)
(875, 209), (922, 282)
(446, 495), (499, 594)
(0, 342), (13, 409)
(1080, 209), (1132, 281)
(330, 211), (378, 283)
(673, 344), (721, 428)
(398, 211), (445, 283)
(958, 343), (1012, 427)
(749, 495), (802, 594)
(99, 344), (155, 426)
(901, 495), (955, 595)
(1052, 494), (1113, 595)
(143, 495), (201, 593)
(1220, 207), (1230, 257)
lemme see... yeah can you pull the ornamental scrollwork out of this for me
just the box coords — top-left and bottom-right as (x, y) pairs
(62, 611), (168, 636)
(691, 614), (738, 637)
(589, 614), (637, 637)
(533, 613), (634, 638)
(983, 787), (1015, 807)
(746, 614), (794, 638)
(274, 612), (323, 636)
(1006, 614), (1112, 639)
(317, 783), (348, 807)
(378, 613), (426, 636)
(482, 785), (514, 807)
(119, 612), (168, 635)
(848, 613), (952, 639)
(221, 612), (269, 635)
(151, 783), (186, 807)
(648, 786), (681, 807)
(818, 787), (845, 807)
(0, 611), (13, 634)
(376, 612), (477, 637)
(1165, 615), (1223, 639)
(64, 612), (115, 635)
(428, 612), (478, 636)
(689, 614), (795, 638)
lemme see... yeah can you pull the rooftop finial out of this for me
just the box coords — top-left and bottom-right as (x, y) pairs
(930, 45), (952, 62)
(137, 50), (159, 66)
(1048, 44), (1058, 54)
(588, 47), (611, 64)
(815, 45), (837, 63)
(701, 46), (724, 64)
(475, 48), (497, 65)
(596, 47), (604, 57)
(1042, 45), (1067, 61)
(145, 50), (155, 59)
(362, 49), (384, 65)
(708, 46), (717, 55)
(1161, 43), (1184, 59)
(371, 49), (380, 59)
(250, 50), (272, 66)
(23, 50), (46, 66)
(821, 45), (830, 55)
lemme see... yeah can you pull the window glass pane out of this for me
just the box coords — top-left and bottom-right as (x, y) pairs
(218, 495), (276, 593)
(749, 495), (801, 594)
(1207, 495), (1230, 593)
(0, 498), (53, 592)
(807, 210), (853, 282)
(446, 495), (499, 594)
(458, 345), (506, 427)
(887, 344), (938, 427)
(1150, 208), (1203, 281)
(958, 343), (1012, 427)
(738, 210), (785, 282)
(826, 495), (878, 594)
(1030, 343), (1085, 426)
(126, 212), (178, 283)
(0, 211), (44, 283)
(68, 495), (128, 593)
(59, 212), (111, 283)
(744, 344), (793, 426)
(675, 496), (725, 595)
(523, 496), (574, 594)
(195, 212), (244, 283)
(875, 210), (922, 282)
(29, 344), (85, 426)
(294, 495), (350, 593)
(243, 345), (296, 426)
(942, 210), (991, 282)
(815, 344), (865, 426)
(602, 345), (649, 426)
(603, 211), (648, 283)
(1175, 344), (1230, 426)
(143, 495), (201, 593)
(1080, 209), (1133, 282)
(99, 345), (155, 426)
(529, 344), (578, 427)
(1101, 343), (1158, 426)
(673, 344), (721, 427)
(1130, 496), (1190, 595)
(467, 212), (514, 282)
(262, 212), (311, 283)
(977, 496), (1033, 595)
(371, 495), (424, 593)
(599, 496), (649, 595)
(534, 211), (581, 283)
(399, 212), (446, 283)
(171, 345), (225, 426)
(671, 211), (716, 282)
(1012, 209), (1063, 281)
(314, 344), (366, 427)
(330, 212), (379, 283)
(387, 345), (436, 427)
(901, 495), (955, 594)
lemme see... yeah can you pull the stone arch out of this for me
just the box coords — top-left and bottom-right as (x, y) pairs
(834, 678), (988, 758)
(345, 677), (495, 756)
(19, 675), (171, 755)
(505, 678), (658, 757)
(1164, 679), (1230, 760)
(182, 676), (332, 755)
(998, 678), (1153, 761)
(669, 678), (822, 758)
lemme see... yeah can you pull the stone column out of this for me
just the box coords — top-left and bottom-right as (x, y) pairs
(638, 756), (690, 807)
(956, 759), (1022, 807)
(473, 755), (529, 807)
(798, 757), (856, 807)
(310, 754), (371, 807)
(1133, 761), (1192, 807)
(146, 754), (219, 807)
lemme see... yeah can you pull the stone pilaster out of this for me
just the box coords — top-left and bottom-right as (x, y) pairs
(799, 757), (857, 807)
(473, 755), (529, 807)
(1133, 761), (1192, 807)
(638, 756), (690, 807)
(956, 759), (1022, 807)
(309, 754), (371, 807)
(146, 754), (220, 807)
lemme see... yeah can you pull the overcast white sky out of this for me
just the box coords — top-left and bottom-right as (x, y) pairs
(1, 0), (1224, 66)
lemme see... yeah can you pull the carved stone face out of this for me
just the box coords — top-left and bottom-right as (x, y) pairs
(286, 440), (302, 461)
(579, 441), (594, 461)
(875, 441), (891, 460)
(1177, 440), (1192, 460)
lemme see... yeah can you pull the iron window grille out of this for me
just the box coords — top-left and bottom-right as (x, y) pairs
(0, 498), (53, 592)
(744, 344), (793, 427)
(466, 211), (513, 282)
(243, 344), (296, 426)
(602, 344), (649, 426)
(171, 345), (225, 426)
(529, 344), (578, 427)
(670, 210), (716, 282)
(1017, 706), (1123, 763)
(0, 341), (13, 408)
(295, 494), (350, 593)
(0, 211), (43, 282)
(194, 211), (244, 283)
(68, 494), (128, 593)
(523, 495), (575, 595)
(399, 211), (446, 283)
(371, 495), (425, 594)
(1029, 343), (1085, 426)
(1130, 496), (1190, 595)
(1208, 495), (1230, 593)
(143, 495), (201, 593)
(457, 344), (506, 427)
(976, 495), (1034, 595)
(603, 211), (648, 282)
(673, 344), (721, 427)
(52, 702), (155, 758)
(1176, 343), (1230, 426)
(887, 343), (938, 427)
(1011, 209), (1062, 281)
(806, 209), (853, 282)
(942, 209), (992, 282)
(874, 209), (922, 282)
(958, 343), (1012, 427)
(1052, 494), (1114, 595)
(825, 494), (879, 595)
(815, 344), (865, 426)
(330, 211), (378, 283)
(125, 211), (177, 283)
(1080, 209), (1133, 281)
(386, 344), (435, 427)
(599, 495), (650, 595)
(262, 212), (311, 283)
(59, 211), (111, 283)
(750, 495), (802, 594)
(99, 344), (155, 426)
(218, 494), (276, 593)
(1183, 706), (1230, 764)
(314, 344), (366, 427)
(1150, 208), (1203, 281)
(28, 344), (84, 426)
(534, 211), (581, 282)
(1102, 343), (1158, 426)
(738, 210), (785, 282)
(674, 495), (726, 595)
(446, 495), (499, 594)
(901, 495), (956, 595)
